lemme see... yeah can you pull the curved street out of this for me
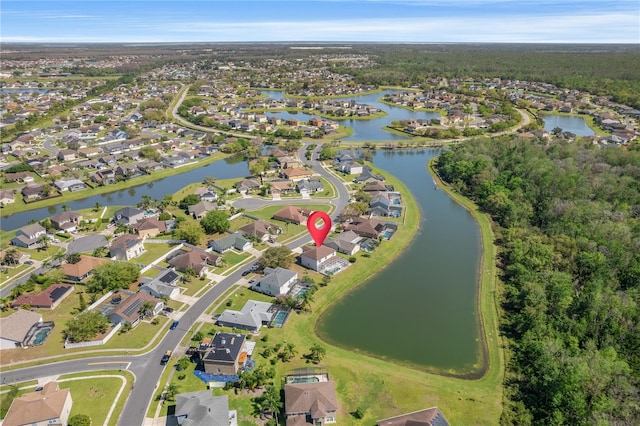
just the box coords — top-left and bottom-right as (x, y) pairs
(1, 87), (528, 425)
(0, 140), (349, 426)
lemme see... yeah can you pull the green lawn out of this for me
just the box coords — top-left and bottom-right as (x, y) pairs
(221, 251), (251, 272)
(135, 242), (175, 265)
(59, 373), (132, 426)
(0, 152), (229, 217)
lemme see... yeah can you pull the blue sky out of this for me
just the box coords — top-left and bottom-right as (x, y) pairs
(1, 1), (639, 43)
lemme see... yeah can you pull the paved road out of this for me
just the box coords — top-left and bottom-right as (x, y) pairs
(0, 141), (350, 426)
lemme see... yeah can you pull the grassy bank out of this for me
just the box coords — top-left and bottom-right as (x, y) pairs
(0, 152), (229, 217)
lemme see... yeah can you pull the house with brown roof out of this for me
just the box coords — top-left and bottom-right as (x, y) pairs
(272, 206), (312, 225)
(300, 245), (337, 272)
(62, 255), (108, 281)
(11, 284), (73, 310)
(0, 309), (42, 350)
(110, 234), (145, 261)
(107, 292), (163, 327)
(281, 167), (314, 181)
(284, 381), (338, 425)
(21, 183), (46, 200)
(343, 217), (388, 239)
(168, 249), (221, 277)
(239, 219), (280, 242)
(131, 217), (167, 238)
(2, 381), (72, 426)
(50, 211), (83, 232)
(376, 407), (450, 426)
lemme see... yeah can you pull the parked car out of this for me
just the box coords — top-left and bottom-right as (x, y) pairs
(160, 349), (172, 365)
(242, 270), (250, 276)
(25, 260), (34, 265)
(170, 320), (179, 330)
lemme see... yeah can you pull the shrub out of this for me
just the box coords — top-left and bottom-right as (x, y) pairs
(348, 257), (357, 263)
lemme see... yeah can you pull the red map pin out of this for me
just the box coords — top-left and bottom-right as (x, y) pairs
(307, 211), (332, 247)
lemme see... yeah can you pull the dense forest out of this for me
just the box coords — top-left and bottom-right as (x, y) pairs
(335, 44), (640, 109)
(435, 137), (640, 425)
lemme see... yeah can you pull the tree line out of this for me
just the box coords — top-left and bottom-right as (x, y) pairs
(435, 136), (640, 425)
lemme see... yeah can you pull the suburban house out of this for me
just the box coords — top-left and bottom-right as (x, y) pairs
(53, 178), (86, 192)
(194, 187), (218, 202)
(342, 162), (363, 175)
(50, 211), (83, 232)
(0, 189), (16, 205)
(354, 166), (385, 184)
(284, 380), (338, 425)
(300, 245), (337, 272)
(1, 381), (73, 426)
(200, 332), (247, 376)
(251, 267), (298, 297)
(236, 178), (261, 194)
(344, 217), (388, 239)
(10, 284), (73, 310)
(110, 234), (145, 261)
(139, 269), (181, 299)
(208, 233), (252, 254)
(376, 407), (450, 426)
(107, 292), (163, 327)
(216, 300), (276, 332)
(21, 184), (46, 200)
(362, 181), (389, 193)
(238, 220), (279, 242)
(272, 205), (312, 225)
(0, 309), (42, 350)
(324, 230), (362, 256)
(297, 178), (324, 195)
(131, 217), (167, 238)
(168, 248), (222, 277)
(175, 392), (237, 426)
(188, 200), (217, 219)
(10, 223), (47, 249)
(0, 248), (26, 266)
(57, 148), (77, 161)
(281, 167), (314, 180)
(62, 255), (108, 281)
(113, 207), (145, 226)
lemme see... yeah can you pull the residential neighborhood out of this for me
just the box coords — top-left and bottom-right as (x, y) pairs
(0, 42), (638, 426)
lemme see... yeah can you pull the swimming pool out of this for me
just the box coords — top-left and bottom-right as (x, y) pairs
(271, 310), (289, 327)
(32, 328), (51, 345)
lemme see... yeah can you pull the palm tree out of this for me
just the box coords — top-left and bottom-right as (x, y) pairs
(257, 385), (282, 420)
(298, 290), (315, 312)
(280, 342), (297, 362)
(61, 204), (70, 212)
(165, 383), (180, 401)
(3, 248), (20, 265)
(38, 234), (50, 252)
(308, 343), (326, 364)
(139, 301), (154, 319)
(93, 202), (102, 212)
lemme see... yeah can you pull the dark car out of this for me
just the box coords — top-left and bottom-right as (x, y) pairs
(242, 270), (250, 276)
(170, 320), (179, 330)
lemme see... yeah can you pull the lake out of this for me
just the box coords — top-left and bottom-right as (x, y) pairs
(316, 150), (482, 372)
(543, 114), (595, 136)
(0, 153), (249, 230)
(260, 90), (440, 140)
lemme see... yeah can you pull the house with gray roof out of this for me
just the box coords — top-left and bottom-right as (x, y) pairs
(53, 178), (86, 192)
(175, 392), (236, 426)
(188, 200), (217, 219)
(114, 207), (145, 225)
(175, 390), (238, 426)
(11, 223), (46, 249)
(238, 220), (279, 242)
(324, 230), (362, 256)
(297, 178), (324, 195)
(139, 269), (181, 299)
(376, 407), (449, 426)
(208, 233), (252, 254)
(251, 267), (298, 297)
(200, 332), (247, 375)
(216, 300), (275, 332)
(0, 309), (42, 350)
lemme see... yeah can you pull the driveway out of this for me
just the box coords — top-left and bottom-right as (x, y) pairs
(67, 235), (109, 255)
